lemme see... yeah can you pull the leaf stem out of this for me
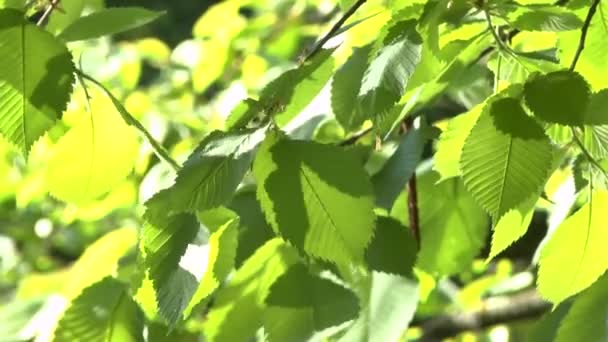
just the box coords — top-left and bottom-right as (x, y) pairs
(36, 0), (62, 26)
(570, 0), (601, 71)
(302, 0), (368, 62)
(570, 127), (608, 179)
(76, 69), (181, 172)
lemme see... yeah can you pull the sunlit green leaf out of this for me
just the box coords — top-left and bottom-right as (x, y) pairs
(203, 239), (299, 342)
(140, 213), (200, 325)
(508, 6), (582, 32)
(461, 97), (553, 221)
(393, 171), (488, 275)
(183, 218), (239, 318)
(0, 9), (74, 156)
(339, 272), (419, 342)
(53, 278), (144, 342)
(261, 49), (335, 126)
(434, 104), (482, 181)
(538, 191), (608, 304)
(487, 195), (537, 261)
(145, 128), (266, 223)
(47, 91), (139, 205)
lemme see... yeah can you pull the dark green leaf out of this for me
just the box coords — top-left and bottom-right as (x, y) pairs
(524, 70), (590, 126)
(555, 273), (608, 341)
(264, 263), (359, 342)
(372, 124), (438, 209)
(331, 45), (372, 131)
(365, 216), (417, 277)
(58, 7), (164, 42)
(253, 132), (375, 264)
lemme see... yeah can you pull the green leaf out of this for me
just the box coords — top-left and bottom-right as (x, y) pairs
(228, 190), (275, 267)
(331, 45), (371, 132)
(53, 278), (144, 342)
(225, 98), (262, 130)
(583, 124), (608, 160)
(508, 5), (582, 32)
(358, 20), (422, 118)
(433, 104), (483, 181)
(393, 171), (488, 275)
(0, 9), (74, 156)
(524, 70), (590, 126)
(145, 128), (266, 222)
(339, 272), (419, 342)
(203, 239), (299, 342)
(58, 7), (164, 42)
(253, 132), (375, 264)
(63, 228), (137, 299)
(140, 213), (200, 325)
(372, 124), (438, 209)
(555, 274), (608, 342)
(0, 298), (44, 342)
(183, 218), (239, 318)
(584, 89), (608, 126)
(365, 216), (417, 277)
(527, 302), (572, 342)
(46, 91), (139, 205)
(45, 0), (87, 35)
(264, 263), (359, 342)
(487, 195), (537, 261)
(538, 191), (608, 304)
(260, 49), (335, 127)
(461, 97), (553, 221)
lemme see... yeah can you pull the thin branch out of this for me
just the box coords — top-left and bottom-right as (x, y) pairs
(416, 290), (550, 341)
(36, 0), (62, 26)
(303, 0), (368, 62)
(570, 0), (601, 71)
(402, 118), (420, 244)
(338, 127), (372, 146)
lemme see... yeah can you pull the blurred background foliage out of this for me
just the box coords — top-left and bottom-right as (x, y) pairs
(0, 0), (544, 340)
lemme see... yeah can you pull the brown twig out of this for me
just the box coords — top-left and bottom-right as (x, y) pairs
(401, 118), (420, 244)
(569, 0), (601, 71)
(303, 0), (368, 62)
(416, 290), (550, 341)
(36, 0), (62, 26)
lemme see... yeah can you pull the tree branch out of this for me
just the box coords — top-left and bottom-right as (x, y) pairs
(303, 0), (368, 62)
(416, 290), (550, 341)
(36, 0), (62, 26)
(570, 0), (601, 71)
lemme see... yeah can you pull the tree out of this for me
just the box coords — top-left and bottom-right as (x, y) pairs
(0, 0), (607, 341)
